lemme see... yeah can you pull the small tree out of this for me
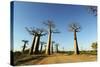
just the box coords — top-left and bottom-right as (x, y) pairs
(40, 42), (46, 53)
(22, 40), (29, 53)
(62, 47), (64, 52)
(51, 41), (55, 54)
(91, 42), (97, 51)
(55, 43), (59, 53)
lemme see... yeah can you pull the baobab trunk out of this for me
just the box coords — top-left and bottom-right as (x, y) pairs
(33, 35), (40, 54)
(46, 29), (51, 55)
(74, 30), (79, 55)
(51, 41), (54, 54)
(56, 45), (58, 53)
(40, 43), (43, 53)
(22, 43), (26, 53)
(44, 45), (46, 53)
(29, 34), (36, 55)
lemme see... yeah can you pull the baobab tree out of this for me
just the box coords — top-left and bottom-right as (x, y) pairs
(51, 41), (55, 54)
(25, 27), (38, 55)
(22, 40), (29, 53)
(43, 20), (60, 55)
(62, 47), (64, 52)
(68, 22), (81, 55)
(55, 43), (59, 53)
(40, 42), (46, 53)
(26, 27), (46, 54)
(44, 45), (47, 53)
(33, 28), (46, 54)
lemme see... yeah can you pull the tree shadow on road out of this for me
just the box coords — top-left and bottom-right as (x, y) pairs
(15, 55), (47, 66)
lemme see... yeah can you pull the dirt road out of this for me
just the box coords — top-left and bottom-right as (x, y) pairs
(18, 53), (97, 66)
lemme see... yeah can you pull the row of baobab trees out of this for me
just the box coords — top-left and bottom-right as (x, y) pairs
(20, 6), (97, 56)
(22, 40), (59, 55)
(21, 20), (81, 55)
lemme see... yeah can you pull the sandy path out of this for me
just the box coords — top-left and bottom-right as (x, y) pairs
(18, 53), (97, 65)
(37, 54), (97, 64)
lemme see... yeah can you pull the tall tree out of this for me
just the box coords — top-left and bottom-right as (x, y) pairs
(68, 22), (81, 55)
(43, 20), (59, 55)
(33, 28), (46, 54)
(25, 27), (38, 55)
(26, 27), (46, 54)
(22, 40), (29, 53)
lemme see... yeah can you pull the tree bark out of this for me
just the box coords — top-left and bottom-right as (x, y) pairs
(46, 28), (51, 55)
(33, 35), (40, 54)
(74, 30), (79, 55)
(51, 42), (53, 54)
(44, 45), (46, 53)
(40, 44), (43, 53)
(22, 43), (26, 53)
(29, 34), (36, 55)
(56, 45), (58, 53)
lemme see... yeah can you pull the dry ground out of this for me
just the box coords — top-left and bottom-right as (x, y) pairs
(17, 53), (97, 66)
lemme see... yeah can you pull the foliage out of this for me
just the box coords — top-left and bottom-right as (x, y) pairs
(91, 42), (97, 50)
(79, 50), (97, 55)
(88, 6), (97, 16)
(68, 22), (81, 32)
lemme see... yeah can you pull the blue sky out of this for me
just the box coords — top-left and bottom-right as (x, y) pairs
(12, 1), (97, 51)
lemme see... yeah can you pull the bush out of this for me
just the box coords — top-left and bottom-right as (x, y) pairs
(79, 50), (97, 55)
